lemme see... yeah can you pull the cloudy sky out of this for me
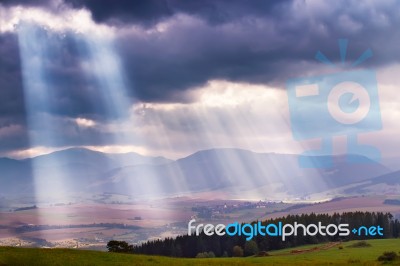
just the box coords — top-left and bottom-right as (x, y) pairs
(0, 0), (399, 159)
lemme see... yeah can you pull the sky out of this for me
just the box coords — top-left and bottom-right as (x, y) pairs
(0, 0), (400, 160)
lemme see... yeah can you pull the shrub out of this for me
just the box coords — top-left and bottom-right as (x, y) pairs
(244, 240), (259, 256)
(232, 245), (244, 257)
(196, 252), (207, 259)
(348, 241), (371, 248)
(256, 251), (269, 257)
(207, 251), (216, 258)
(377, 251), (398, 262)
(195, 251), (216, 258)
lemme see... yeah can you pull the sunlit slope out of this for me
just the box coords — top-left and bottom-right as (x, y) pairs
(0, 239), (399, 266)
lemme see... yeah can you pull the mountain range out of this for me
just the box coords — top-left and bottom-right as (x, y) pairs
(0, 147), (397, 200)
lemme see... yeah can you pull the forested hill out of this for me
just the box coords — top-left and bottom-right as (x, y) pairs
(128, 212), (400, 258)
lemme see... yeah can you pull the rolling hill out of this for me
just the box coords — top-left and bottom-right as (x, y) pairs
(0, 239), (399, 265)
(341, 169), (400, 195)
(0, 147), (393, 199)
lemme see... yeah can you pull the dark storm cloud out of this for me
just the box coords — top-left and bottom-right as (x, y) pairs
(0, 33), (30, 151)
(3, 0), (400, 104)
(1, 0), (400, 153)
(65, 0), (173, 26)
(0, 33), (25, 117)
(113, 0), (400, 101)
(64, 0), (287, 26)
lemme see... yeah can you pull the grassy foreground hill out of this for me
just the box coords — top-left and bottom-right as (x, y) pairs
(0, 239), (399, 266)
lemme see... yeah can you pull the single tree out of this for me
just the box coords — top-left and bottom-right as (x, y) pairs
(244, 240), (259, 256)
(107, 240), (133, 253)
(232, 245), (244, 257)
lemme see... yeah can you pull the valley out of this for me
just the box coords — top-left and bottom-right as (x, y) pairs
(1, 147), (399, 249)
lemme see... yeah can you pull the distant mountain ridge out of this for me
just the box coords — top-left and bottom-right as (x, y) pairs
(0, 147), (394, 199)
(341, 169), (400, 195)
(27, 147), (172, 167)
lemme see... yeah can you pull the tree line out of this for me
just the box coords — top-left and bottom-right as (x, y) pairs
(108, 211), (400, 257)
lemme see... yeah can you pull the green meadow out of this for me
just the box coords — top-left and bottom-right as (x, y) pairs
(0, 239), (399, 266)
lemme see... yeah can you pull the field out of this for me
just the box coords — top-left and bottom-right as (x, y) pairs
(0, 200), (195, 249)
(1, 195), (400, 249)
(0, 239), (399, 265)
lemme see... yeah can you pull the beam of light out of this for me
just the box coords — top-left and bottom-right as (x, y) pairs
(80, 32), (194, 198)
(18, 23), (70, 201)
(76, 33), (191, 199)
(138, 81), (332, 201)
(17, 22), (75, 240)
(133, 108), (190, 197)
